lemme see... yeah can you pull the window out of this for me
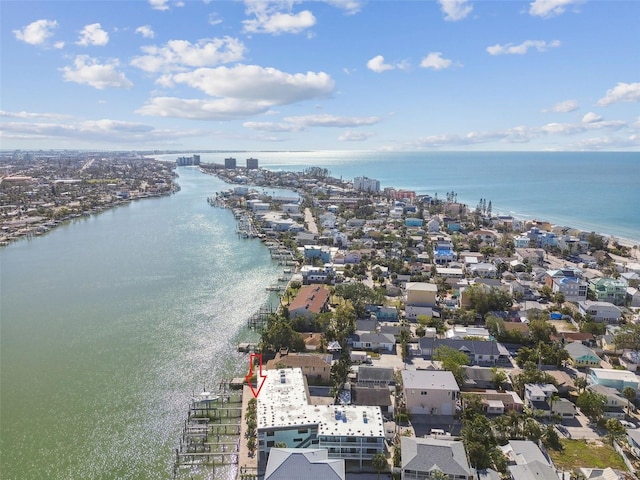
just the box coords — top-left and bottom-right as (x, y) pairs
(267, 441), (274, 447)
(266, 431), (274, 437)
(298, 428), (308, 434)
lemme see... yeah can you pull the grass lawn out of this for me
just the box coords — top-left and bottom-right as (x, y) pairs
(548, 439), (627, 471)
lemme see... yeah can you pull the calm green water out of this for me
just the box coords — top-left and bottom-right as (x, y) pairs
(0, 168), (281, 479)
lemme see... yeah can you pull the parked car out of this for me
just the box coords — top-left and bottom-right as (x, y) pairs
(620, 420), (637, 429)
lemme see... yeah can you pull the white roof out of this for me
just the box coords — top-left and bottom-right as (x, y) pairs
(257, 368), (384, 438)
(406, 282), (438, 292)
(590, 368), (639, 382)
(401, 370), (459, 392)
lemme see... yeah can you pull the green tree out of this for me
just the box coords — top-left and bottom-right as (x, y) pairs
(605, 418), (626, 445)
(461, 415), (497, 469)
(623, 386), (637, 414)
(576, 390), (607, 422)
(491, 367), (508, 391)
(614, 323), (640, 352)
(433, 345), (470, 387)
(574, 376), (588, 393)
(371, 452), (388, 480)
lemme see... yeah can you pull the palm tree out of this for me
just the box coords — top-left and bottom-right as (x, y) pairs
(623, 386), (637, 415)
(372, 452), (388, 480)
(574, 376), (588, 393)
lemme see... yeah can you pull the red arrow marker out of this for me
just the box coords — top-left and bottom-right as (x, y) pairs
(245, 353), (267, 399)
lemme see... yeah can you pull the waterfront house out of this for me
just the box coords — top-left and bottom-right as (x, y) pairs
(588, 368), (640, 393)
(289, 285), (330, 319)
(400, 437), (475, 480)
(264, 448), (345, 480)
(564, 341), (601, 368)
(401, 370), (459, 416)
(266, 351), (332, 384)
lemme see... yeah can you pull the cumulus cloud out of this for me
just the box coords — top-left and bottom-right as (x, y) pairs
(13, 19), (60, 47)
(438, 0), (473, 21)
(166, 65), (334, 105)
(61, 56), (133, 90)
(149, 0), (169, 11)
(596, 82), (640, 106)
(243, 2), (316, 35)
(135, 25), (155, 39)
(136, 97), (270, 120)
(76, 23), (109, 46)
(420, 52), (454, 70)
(131, 37), (246, 73)
(550, 99), (579, 112)
(208, 13), (223, 25)
(529, 0), (581, 18)
(367, 55), (395, 73)
(487, 39), (560, 55)
(339, 130), (375, 141)
(321, 0), (363, 15)
(582, 112), (602, 123)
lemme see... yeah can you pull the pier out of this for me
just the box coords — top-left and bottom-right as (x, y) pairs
(246, 305), (274, 331)
(173, 380), (244, 479)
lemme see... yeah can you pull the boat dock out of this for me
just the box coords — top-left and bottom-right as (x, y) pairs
(173, 380), (243, 479)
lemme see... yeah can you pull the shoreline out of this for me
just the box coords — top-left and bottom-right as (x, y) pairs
(201, 164), (640, 258)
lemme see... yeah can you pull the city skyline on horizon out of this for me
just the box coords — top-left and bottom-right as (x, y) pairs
(1, 0), (639, 152)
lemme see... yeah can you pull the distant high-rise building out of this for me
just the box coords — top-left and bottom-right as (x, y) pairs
(353, 176), (380, 192)
(224, 157), (237, 169)
(246, 157), (258, 169)
(176, 155), (200, 166)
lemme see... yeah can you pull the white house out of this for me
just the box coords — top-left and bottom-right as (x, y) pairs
(401, 370), (459, 416)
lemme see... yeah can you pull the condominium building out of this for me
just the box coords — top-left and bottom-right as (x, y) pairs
(353, 176), (380, 193)
(257, 368), (385, 470)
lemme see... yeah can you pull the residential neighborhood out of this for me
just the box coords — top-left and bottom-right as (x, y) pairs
(204, 163), (640, 480)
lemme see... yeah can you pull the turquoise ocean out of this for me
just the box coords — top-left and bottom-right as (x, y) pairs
(1, 151), (638, 480)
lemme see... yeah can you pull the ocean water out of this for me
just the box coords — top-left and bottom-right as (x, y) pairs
(176, 151), (640, 243)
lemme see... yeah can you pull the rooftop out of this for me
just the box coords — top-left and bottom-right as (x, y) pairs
(257, 368), (384, 438)
(401, 369), (459, 391)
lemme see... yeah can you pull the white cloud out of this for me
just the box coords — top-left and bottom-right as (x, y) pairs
(131, 37), (246, 73)
(76, 23), (109, 46)
(135, 25), (155, 39)
(149, 0), (169, 11)
(550, 99), (579, 112)
(243, 121), (300, 132)
(487, 39), (561, 55)
(582, 112), (602, 123)
(283, 114), (381, 128)
(367, 55), (394, 73)
(321, 0), (363, 15)
(438, 0), (473, 21)
(529, 0), (581, 18)
(136, 97), (270, 120)
(167, 65), (334, 105)
(208, 13), (223, 26)
(53, 41), (65, 49)
(420, 52), (454, 70)
(243, 2), (316, 35)
(0, 110), (71, 120)
(339, 130), (375, 141)
(13, 19), (59, 46)
(243, 114), (380, 133)
(61, 56), (133, 90)
(0, 118), (209, 145)
(596, 82), (640, 106)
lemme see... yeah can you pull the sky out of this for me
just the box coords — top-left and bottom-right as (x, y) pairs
(1, 0), (639, 152)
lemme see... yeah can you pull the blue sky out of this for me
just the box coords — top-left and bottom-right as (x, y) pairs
(1, 0), (639, 151)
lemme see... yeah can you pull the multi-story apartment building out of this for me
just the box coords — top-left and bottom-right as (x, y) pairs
(257, 368), (385, 470)
(353, 176), (380, 192)
(589, 278), (627, 306)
